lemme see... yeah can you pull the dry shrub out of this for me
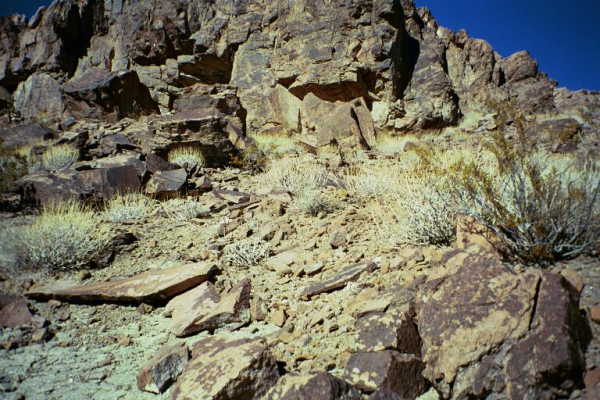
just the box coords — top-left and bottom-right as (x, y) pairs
(223, 239), (269, 268)
(161, 198), (208, 221)
(168, 146), (206, 171)
(9, 200), (111, 271)
(261, 156), (329, 195)
(42, 144), (79, 170)
(249, 134), (303, 157)
(450, 134), (600, 265)
(104, 193), (156, 223)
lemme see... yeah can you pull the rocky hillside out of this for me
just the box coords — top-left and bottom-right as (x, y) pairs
(1, 1), (600, 400)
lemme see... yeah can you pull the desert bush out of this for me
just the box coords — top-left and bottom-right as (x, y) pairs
(249, 134), (303, 157)
(161, 198), (207, 221)
(42, 144), (78, 170)
(450, 137), (600, 265)
(262, 156), (329, 195)
(168, 146), (205, 171)
(223, 239), (269, 268)
(104, 193), (156, 223)
(9, 200), (111, 271)
(294, 189), (333, 216)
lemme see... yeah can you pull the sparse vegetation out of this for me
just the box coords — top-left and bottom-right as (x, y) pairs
(9, 200), (111, 271)
(261, 156), (329, 195)
(103, 193), (156, 223)
(42, 144), (79, 170)
(249, 133), (303, 157)
(294, 189), (333, 216)
(168, 146), (205, 172)
(161, 198), (208, 221)
(223, 238), (269, 268)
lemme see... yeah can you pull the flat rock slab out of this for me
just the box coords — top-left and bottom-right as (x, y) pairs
(171, 335), (279, 400)
(26, 263), (218, 304)
(300, 262), (377, 300)
(263, 372), (361, 400)
(171, 279), (251, 337)
(137, 343), (189, 394)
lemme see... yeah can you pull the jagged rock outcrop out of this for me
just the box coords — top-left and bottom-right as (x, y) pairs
(1, 0), (597, 145)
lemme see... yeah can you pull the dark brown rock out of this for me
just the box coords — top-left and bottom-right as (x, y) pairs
(264, 372), (361, 400)
(416, 252), (588, 399)
(171, 279), (252, 337)
(146, 168), (187, 195)
(355, 306), (420, 354)
(300, 263), (377, 300)
(171, 335), (279, 400)
(137, 343), (190, 394)
(0, 296), (33, 328)
(0, 123), (53, 148)
(344, 351), (426, 397)
(62, 68), (159, 121)
(26, 262), (218, 305)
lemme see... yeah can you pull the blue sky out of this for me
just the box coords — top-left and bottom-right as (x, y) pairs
(1, 0), (598, 91)
(416, 0), (600, 91)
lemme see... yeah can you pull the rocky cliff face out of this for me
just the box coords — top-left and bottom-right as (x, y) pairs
(1, 0), (598, 145)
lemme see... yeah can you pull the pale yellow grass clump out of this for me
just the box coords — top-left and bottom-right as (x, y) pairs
(261, 156), (329, 195)
(249, 133), (303, 157)
(161, 198), (208, 221)
(9, 200), (111, 271)
(42, 144), (79, 170)
(103, 193), (156, 223)
(168, 146), (206, 170)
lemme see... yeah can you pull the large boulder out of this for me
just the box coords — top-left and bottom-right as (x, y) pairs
(13, 72), (64, 121)
(416, 252), (588, 399)
(62, 68), (159, 120)
(17, 165), (141, 204)
(171, 335), (280, 400)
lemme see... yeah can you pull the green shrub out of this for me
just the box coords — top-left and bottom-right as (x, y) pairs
(10, 200), (111, 271)
(104, 193), (156, 223)
(42, 144), (79, 170)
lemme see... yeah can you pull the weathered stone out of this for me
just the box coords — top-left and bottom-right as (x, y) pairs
(416, 253), (588, 399)
(137, 343), (189, 394)
(18, 164), (141, 204)
(0, 123), (53, 148)
(0, 296), (33, 328)
(212, 189), (251, 204)
(62, 68), (159, 120)
(26, 263), (218, 305)
(75, 165), (142, 200)
(13, 72), (64, 121)
(165, 281), (220, 318)
(171, 335), (279, 400)
(264, 372), (361, 400)
(300, 263), (377, 300)
(345, 351), (426, 397)
(146, 169), (187, 195)
(145, 153), (178, 174)
(355, 307), (421, 354)
(172, 279), (252, 337)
